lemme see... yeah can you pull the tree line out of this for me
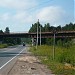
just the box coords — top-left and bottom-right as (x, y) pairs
(29, 22), (75, 46)
(29, 22), (75, 33)
(0, 27), (21, 45)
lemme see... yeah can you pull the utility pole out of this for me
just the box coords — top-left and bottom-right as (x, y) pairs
(36, 19), (39, 49)
(53, 30), (56, 60)
(40, 24), (41, 46)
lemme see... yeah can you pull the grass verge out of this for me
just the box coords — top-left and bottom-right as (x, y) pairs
(0, 44), (8, 48)
(29, 45), (75, 75)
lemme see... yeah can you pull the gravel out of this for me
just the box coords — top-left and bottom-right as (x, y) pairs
(7, 53), (55, 75)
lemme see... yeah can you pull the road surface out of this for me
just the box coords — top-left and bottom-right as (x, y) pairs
(0, 45), (26, 75)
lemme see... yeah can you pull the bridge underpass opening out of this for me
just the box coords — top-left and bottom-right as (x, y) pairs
(0, 31), (75, 46)
(21, 38), (31, 45)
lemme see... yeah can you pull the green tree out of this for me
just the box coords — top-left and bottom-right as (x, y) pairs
(44, 23), (50, 32)
(28, 22), (74, 45)
(29, 23), (37, 32)
(29, 21), (41, 33)
(57, 39), (62, 46)
(5, 27), (10, 33)
(62, 22), (74, 31)
(74, 23), (75, 30)
(56, 25), (61, 31)
(46, 38), (53, 45)
(0, 30), (3, 33)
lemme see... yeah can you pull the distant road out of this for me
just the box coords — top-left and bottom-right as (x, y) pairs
(0, 45), (27, 75)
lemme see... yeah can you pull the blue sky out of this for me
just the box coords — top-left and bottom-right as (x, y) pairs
(0, 0), (74, 32)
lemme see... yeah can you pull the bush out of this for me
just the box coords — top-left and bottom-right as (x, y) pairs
(46, 38), (53, 45)
(30, 45), (75, 75)
(0, 44), (8, 48)
(58, 47), (75, 66)
(57, 39), (63, 46)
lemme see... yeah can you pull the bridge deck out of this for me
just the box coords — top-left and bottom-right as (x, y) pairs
(0, 31), (75, 38)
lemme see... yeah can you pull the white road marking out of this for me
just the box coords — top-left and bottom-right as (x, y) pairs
(0, 48), (25, 70)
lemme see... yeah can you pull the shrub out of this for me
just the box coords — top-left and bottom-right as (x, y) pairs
(0, 44), (8, 48)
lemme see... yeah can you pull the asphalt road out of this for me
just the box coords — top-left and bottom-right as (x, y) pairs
(0, 45), (27, 75)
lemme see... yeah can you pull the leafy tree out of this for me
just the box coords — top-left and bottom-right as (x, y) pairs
(46, 38), (53, 45)
(29, 23), (37, 32)
(57, 39), (62, 46)
(5, 27), (10, 33)
(1, 27), (21, 45)
(0, 30), (3, 33)
(3, 37), (21, 45)
(56, 25), (61, 31)
(62, 22), (74, 31)
(0, 30), (4, 42)
(50, 26), (55, 32)
(29, 21), (41, 33)
(44, 23), (50, 32)
(74, 23), (75, 30)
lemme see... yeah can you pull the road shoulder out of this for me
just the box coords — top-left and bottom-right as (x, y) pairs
(7, 52), (55, 75)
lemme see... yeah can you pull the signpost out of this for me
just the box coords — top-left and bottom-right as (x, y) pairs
(40, 24), (41, 46)
(53, 30), (56, 60)
(36, 19), (39, 49)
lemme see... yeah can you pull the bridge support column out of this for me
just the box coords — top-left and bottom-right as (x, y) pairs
(31, 38), (34, 46)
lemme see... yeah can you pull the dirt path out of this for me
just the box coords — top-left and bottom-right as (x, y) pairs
(7, 53), (55, 75)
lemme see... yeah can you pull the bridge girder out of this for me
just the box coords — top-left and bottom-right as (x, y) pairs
(0, 31), (75, 38)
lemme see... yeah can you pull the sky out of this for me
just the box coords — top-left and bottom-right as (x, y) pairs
(0, 0), (74, 32)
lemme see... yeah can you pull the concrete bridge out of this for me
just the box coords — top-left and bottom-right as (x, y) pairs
(0, 31), (75, 38)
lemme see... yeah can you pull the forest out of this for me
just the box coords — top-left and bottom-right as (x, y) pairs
(29, 22), (75, 33)
(0, 27), (21, 46)
(29, 22), (75, 46)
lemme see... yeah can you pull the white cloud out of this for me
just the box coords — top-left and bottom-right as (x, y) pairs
(0, 0), (67, 26)
(0, 13), (11, 21)
(0, 5), (72, 32)
(0, 6), (67, 26)
(0, 0), (37, 10)
(37, 6), (66, 26)
(12, 11), (33, 24)
(13, 12), (26, 20)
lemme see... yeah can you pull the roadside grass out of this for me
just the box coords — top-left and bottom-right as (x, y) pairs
(29, 45), (75, 75)
(0, 44), (8, 48)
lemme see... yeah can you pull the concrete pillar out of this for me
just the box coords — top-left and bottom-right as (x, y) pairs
(31, 38), (34, 46)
